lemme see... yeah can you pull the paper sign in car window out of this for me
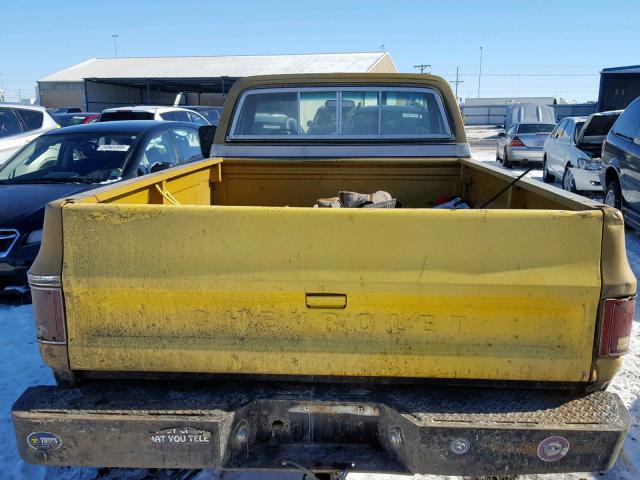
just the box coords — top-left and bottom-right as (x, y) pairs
(97, 145), (131, 152)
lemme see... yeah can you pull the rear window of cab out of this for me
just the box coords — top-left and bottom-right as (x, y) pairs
(229, 87), (452, 140)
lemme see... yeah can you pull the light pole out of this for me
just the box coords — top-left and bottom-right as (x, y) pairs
(450, 67), (464, 101)
(477, 46), (483, 98)
(112, 34), (119, 58)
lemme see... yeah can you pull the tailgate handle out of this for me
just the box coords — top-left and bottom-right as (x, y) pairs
(305, 293), (347, 309)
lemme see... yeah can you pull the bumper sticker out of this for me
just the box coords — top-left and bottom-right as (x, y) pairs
(537, 436), (570, 462)
(450, 437), (471, 455)
(149, 427), (211, 445)
(27, 432), (62, 451)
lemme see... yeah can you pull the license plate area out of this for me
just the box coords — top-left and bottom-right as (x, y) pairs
(255, 402), (380, 445)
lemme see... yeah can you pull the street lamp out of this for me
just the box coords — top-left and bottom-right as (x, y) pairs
(112, 34), (119, 58)
(477, 46), (483, 98)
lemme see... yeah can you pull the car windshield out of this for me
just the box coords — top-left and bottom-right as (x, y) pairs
(0, 133), (138, 184)
(517, 123), (556, 134)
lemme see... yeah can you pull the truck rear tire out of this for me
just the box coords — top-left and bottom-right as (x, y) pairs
(53, 369), (79, 387)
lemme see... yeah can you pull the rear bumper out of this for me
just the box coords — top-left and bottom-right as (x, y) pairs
(508, 147), (544, 162)
(13, 381), (629, 476)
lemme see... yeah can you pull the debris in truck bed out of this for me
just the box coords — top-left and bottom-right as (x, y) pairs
(314, 190), (399, 208)
(434, 197), (470, 209)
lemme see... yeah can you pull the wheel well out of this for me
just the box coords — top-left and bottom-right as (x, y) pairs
(605, 168), (620, 187)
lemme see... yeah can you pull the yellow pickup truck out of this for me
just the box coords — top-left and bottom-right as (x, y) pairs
(14, 74), (636, 477)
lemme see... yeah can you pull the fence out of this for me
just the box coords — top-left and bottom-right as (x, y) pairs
(460, 103), (598, 126)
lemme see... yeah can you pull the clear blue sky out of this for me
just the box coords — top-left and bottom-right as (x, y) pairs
(1, 0), (638, 103)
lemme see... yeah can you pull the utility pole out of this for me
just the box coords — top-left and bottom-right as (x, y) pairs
(450, 67), (464, 100)
(477, 46), (483, 98)
(112, 34), (119, 57)
(414, 64), (431, 74)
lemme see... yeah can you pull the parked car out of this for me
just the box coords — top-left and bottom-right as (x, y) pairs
(0, 104), (59, 165)
(496, 122), (556, 168)
(50, 112), (100, 127)
(602, 96), (640, 228)
(48, 107), (82, 114)
(0, 120), (205, 292)
(98, 106), (209, 126)
(182, 106), (223, 126)
(542, 111), (621, 192)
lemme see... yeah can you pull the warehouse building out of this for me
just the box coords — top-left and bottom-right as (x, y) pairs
(598, 65), (640, 111)
(37, 52), (397, 111)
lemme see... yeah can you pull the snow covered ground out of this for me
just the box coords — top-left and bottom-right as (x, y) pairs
(1, 131), (638, 478)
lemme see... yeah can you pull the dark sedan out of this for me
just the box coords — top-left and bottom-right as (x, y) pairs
(602, 96), (640, 229)
(0, 120), (204, 293)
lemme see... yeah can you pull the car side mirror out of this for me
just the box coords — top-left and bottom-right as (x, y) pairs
(498, 132), (505, 138)
(150, 162), (173, 173)
(198, 125), (217, 158)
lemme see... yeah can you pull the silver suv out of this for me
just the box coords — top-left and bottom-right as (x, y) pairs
(0, 104), (59, 165)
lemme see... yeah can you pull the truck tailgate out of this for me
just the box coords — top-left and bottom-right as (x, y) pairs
(61, 204), (603, 382)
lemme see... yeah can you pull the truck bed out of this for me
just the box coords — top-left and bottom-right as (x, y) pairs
(33, 156), (626, 385)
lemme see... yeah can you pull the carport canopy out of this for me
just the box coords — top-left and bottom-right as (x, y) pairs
(85, 76), (238, 95)
(83, 76), (239, 111)
(39, 53), (397, 111)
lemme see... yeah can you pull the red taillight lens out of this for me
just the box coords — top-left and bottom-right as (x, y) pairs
(31, 286), (66, 343)
(599, 296), (635, 357)
(511, 136), (526, 147)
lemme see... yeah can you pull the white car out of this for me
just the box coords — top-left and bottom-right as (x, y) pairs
(542, 111), (622, 193)
(0, 104), (59, 165)
(98, 106), (209, 126)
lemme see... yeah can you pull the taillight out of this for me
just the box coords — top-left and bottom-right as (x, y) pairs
(28, 274), (66, 344)
(511, 136), (526, 147)
(599, 296), (635, 357)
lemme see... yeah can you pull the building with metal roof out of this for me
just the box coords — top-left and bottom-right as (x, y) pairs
(598, 65), (640, 111)
(38, 52), (397, 110)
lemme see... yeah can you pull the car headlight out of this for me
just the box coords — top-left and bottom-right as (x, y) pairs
(577, 158), (603, 171)
(25, 229), (43, 245)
